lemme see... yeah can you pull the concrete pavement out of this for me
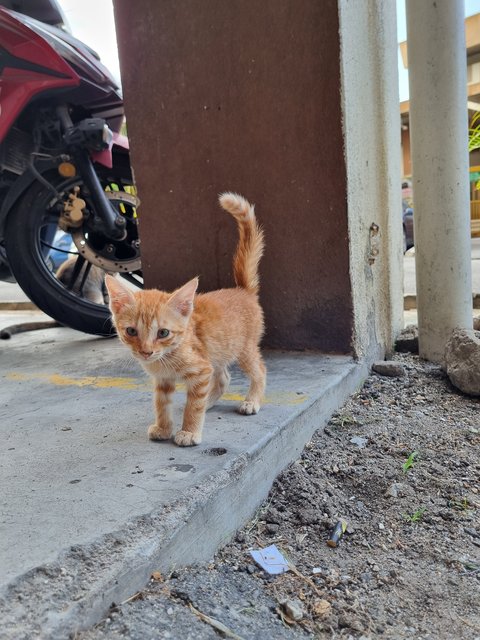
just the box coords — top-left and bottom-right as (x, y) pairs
(0, 313), (368, 638)
(0, 280), (36, 309)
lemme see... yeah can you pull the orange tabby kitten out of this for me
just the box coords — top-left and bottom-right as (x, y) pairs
(105, 193), (266, 446)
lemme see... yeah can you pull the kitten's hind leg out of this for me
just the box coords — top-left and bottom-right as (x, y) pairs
(237, 348), (266, 415)
(206, 366), (231, 410)
(148, 379), (175, 441)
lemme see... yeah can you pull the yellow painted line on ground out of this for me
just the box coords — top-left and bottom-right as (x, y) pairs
(5, 372), (308, 406)
(222, 391), (307, 405)
(6, 372), (151, 391)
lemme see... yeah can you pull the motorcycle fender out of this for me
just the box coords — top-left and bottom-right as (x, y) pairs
(0, 157), (62, 242)
(91, 132), (129, 169)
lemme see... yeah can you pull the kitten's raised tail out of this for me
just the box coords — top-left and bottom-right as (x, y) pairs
(219, 192), (264, 295)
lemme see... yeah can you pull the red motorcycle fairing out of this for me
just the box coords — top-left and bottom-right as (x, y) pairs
(1, 7), (126, 136)
(0, 7), (80, 142)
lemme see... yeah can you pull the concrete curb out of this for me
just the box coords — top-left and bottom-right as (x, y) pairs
(0, 301), (37, 311)
(404, 294), (480, 310)
(0, 359), (369, 639)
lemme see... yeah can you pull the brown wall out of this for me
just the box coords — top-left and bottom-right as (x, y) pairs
(114, 0), (353, 352)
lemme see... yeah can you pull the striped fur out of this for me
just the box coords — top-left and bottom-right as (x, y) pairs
(106, 192), (266, 447)
(219, 192), (264, 295)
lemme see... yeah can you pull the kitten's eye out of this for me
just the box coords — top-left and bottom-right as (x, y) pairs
(126, 327), (137, 337)
(157, 328), (170, 339)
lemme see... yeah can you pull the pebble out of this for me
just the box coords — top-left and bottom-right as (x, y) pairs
(297, 508), (320, 525)
(445, 328), (480, 395)
(338, 614), (364, 631)
(312, 599), (332, 619)
(350, 436), (368, 448)
(266, 523), (279, 534)
(280, 599), (304, 621)
(372, 361), (406, 378)
(384, 482), (405, 498)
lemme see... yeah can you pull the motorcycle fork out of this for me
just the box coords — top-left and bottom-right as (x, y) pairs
(70, 148), (127, 241)
(57, 106), (127, 242)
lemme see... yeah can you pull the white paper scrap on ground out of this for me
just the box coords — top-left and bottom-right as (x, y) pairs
(249, 544), (290, 575)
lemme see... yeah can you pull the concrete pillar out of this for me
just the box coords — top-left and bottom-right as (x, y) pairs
(339, 0), (403, 360)
(406, 0), (472, 363)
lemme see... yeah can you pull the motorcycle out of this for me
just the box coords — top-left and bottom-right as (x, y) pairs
(0, 1), (142, 335)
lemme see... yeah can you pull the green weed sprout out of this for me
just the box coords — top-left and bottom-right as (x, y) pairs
(402, 451), (418, 474)
(403, 507), (426, 523)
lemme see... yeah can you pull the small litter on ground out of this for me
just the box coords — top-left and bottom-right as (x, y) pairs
(249, 544), (290, 575)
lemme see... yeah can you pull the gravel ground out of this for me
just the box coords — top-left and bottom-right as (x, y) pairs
(79, 353), (480, 640)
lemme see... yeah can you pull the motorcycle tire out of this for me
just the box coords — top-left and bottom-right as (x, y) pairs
(5, 171), (140, 336)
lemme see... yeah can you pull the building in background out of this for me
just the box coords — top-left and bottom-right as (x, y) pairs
(399, 12), (480, 235)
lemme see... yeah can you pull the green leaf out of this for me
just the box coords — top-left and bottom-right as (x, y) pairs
(402, 451), (418, 473)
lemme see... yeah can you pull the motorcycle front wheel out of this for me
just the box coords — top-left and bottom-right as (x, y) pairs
(5, 167), (142, 335)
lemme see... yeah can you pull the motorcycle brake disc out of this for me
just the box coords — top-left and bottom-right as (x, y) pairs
(70, 191), (141, 273)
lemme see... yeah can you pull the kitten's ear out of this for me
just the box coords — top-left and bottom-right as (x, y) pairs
(168, 277), (199, 317)
(105, 274), (135, 313)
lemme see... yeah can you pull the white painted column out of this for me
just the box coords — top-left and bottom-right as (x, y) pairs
(406, 0), (472, 363)
(339, 0), (403, 361)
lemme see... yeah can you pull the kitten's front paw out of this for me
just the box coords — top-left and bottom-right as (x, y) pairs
(174, 430), (201, 447)
(238, 400), (260, 415)
(148, 423), (173, 441)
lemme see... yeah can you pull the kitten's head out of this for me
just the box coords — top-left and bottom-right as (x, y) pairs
(105, 275), (198, 363)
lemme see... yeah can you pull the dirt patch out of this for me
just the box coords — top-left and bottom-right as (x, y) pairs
(80, 354), (480, 639)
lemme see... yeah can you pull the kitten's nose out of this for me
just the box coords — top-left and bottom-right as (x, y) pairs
(140, 350), (153, 359)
